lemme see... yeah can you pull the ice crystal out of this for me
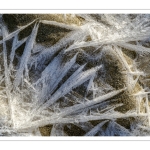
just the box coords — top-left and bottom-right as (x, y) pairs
(0, 14), (150, 136)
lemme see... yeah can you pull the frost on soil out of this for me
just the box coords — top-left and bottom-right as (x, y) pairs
(0, 14), (150, 136)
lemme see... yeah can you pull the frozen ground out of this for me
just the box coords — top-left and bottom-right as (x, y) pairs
(0, 14), (150, 136)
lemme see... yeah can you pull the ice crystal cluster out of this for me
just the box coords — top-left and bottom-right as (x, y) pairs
(0, 14), (150, 136)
